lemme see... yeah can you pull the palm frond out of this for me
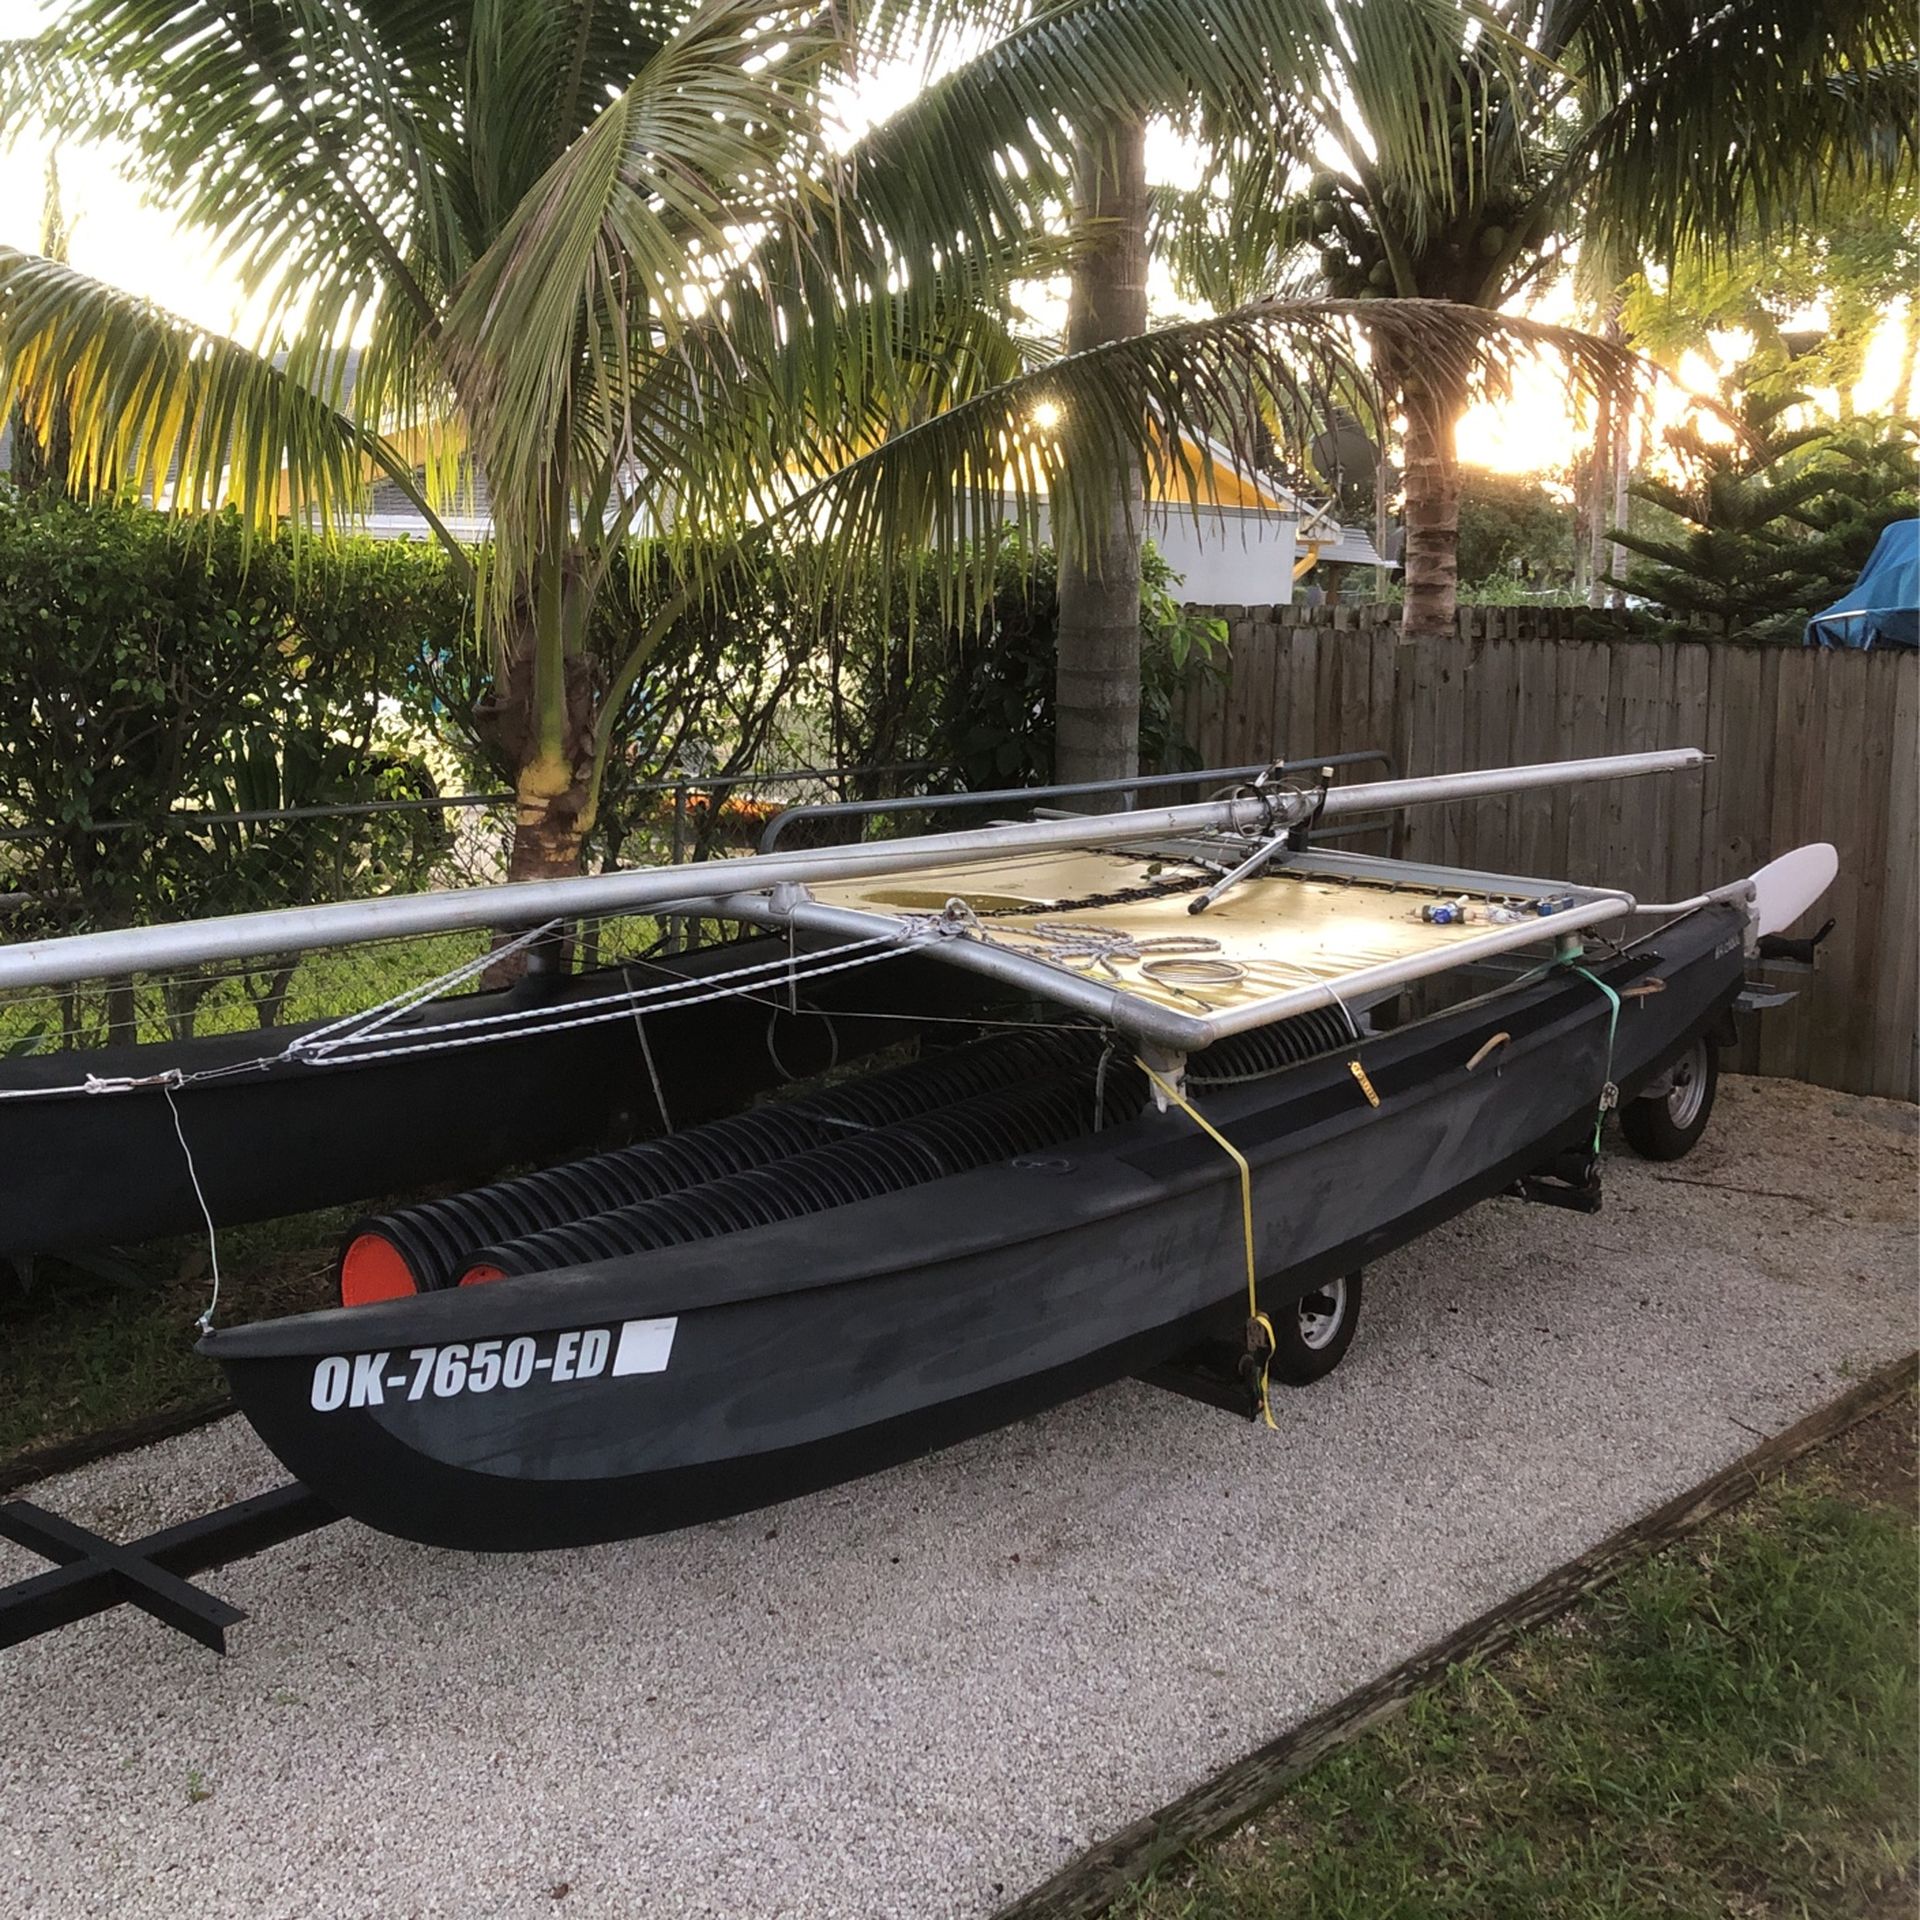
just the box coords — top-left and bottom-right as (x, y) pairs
(842, 0), (1488, 265)
(449, 0), (1511, 594)
(771, 297), (1642, 620)
(0, 31), (127, 148)
(19, 3), (455, 343)
(1567, 0), (1918, 261)
(1152, 181), (1324, 310)
(0, 251), (445, 549)
(444, 0), (869, 560)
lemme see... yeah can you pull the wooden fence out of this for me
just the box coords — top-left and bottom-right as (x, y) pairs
(1179, 606), (1918, 1101)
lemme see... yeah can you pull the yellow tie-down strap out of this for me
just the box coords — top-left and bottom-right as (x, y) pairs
(1137, 1059), (1277, 1429)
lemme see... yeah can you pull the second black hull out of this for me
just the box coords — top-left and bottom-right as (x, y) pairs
(0, 940), (986, 1257)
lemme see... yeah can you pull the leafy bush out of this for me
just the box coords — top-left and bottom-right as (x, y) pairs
(1455, 469), (1578, 590)
(817, 537), (1222, 792)
(0, 492), (1220, 950)
(0, 489), (469, 940)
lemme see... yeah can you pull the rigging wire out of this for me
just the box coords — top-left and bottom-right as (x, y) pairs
(0, 931), (927, 1097)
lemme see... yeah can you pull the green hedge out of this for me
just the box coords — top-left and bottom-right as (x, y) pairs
(0, 489), (1218, 939)
(0, 490), (471, 937)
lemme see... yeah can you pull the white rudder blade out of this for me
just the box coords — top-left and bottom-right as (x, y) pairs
(1748, 843), (1839, 936)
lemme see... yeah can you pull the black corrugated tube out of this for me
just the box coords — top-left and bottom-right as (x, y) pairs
(1186, 1005), (1357, 1084)
(337, 1024), (1108, 1302)
(457, 1059), (1147, 1283)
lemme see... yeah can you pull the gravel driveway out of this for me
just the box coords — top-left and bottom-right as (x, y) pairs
(3, 1074), (1913, 1920)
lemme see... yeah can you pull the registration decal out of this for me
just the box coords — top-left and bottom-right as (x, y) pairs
(307, 1316), (677, 1412)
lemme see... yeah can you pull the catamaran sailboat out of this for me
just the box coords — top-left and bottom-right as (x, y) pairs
(0, 750), (1834, 1553)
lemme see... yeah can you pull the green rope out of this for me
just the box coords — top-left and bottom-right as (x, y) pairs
(1566, 963), (1622, 1151)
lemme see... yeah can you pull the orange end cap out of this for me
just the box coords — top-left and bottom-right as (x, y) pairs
(339, 1234), (420, 1308)
(458, 1264), (506, 1287)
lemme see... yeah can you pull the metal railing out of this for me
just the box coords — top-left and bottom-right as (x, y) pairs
(757, 752), (1396, 853)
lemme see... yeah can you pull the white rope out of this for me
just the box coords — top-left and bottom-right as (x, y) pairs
(622, 968), (674, 1135)
(1321, 979), (1362, 1042)
(286, 918), (564, 1061)
(906, 897), (1235, 986)
(291, 936), (918, 1067)
(0, 929), (924, 1098)
(631, 987), (1101, 1039)
(161, 1077), (223, 1332)
(0, 1054), (277, 1101)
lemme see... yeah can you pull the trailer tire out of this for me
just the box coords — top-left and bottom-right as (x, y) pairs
(1268, 1272), (1362, 1386)
(1621, 1036), (1718, 1161)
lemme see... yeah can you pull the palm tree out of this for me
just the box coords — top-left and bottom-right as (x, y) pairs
(0, 0), (1630, 875)
(1053, 115), (1149, 796)
(1157, 0), (1917, 641)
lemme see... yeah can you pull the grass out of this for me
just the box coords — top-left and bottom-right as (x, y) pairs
(0, 1208), (349, 1468)
(1119, 1399), (1918, 1920)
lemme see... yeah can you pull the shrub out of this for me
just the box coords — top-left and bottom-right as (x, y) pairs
(0, 490), (467, 938)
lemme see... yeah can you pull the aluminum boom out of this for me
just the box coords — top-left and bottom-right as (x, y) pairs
(0, 750), (1705, 991)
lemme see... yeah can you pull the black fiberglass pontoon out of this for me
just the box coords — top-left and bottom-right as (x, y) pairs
(0, 936), (985, 1259)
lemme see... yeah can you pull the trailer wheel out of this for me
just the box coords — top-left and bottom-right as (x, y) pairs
(1620, 1036), (1718, 1161)
(1268, 1272), (1362, 1386)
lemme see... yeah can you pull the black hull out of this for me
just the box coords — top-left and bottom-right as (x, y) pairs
(0, 941), (985, 1257)
(204, 906), (1747, 1550)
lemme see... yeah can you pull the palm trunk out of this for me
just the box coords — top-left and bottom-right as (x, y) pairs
(487, 690), (590, 982)
(1583, 299), (1625, 606)
(477, 552), (597, 884)
(1398, 357), (1470, 644)
(1586, 394), (1612, 607)
(507, 756), (588, 882)
(1054, 115), (1148, 802)
(475, 555), (596, 978)
(1607, 401), (1631, 611)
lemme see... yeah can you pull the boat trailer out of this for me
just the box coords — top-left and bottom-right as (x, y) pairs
(0, 1337), (1325, 1654)
(3, 1306), (1365, 1658)
(0, 747), (1833, 1650)
(0, 1481), (335, 1654)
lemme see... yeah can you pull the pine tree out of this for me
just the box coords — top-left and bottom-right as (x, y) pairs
(1794, 418), (1920, 592)
(1609, 389), (1841, 639)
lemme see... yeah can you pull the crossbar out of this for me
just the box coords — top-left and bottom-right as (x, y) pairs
(0, 1483), (336, 1654)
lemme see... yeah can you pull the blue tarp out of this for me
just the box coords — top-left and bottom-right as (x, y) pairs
(1804, 518), (1919, 649)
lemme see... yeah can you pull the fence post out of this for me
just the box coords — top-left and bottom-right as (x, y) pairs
(665, 780), (688, 954)
(106, 977), (137, 1048)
